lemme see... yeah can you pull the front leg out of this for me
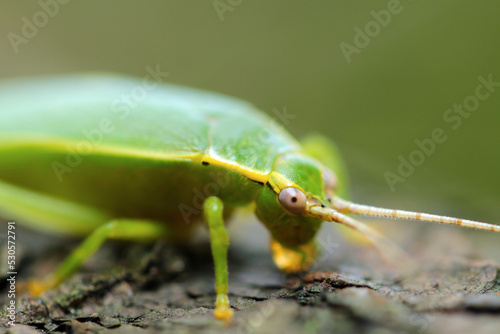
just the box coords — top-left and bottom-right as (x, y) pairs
(203, 196), (233, 322)
(270, 238), (317, 273)
(300, 133), (349, 199)
(301, 134), (371, 245)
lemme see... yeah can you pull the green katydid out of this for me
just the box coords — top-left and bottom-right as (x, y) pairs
(0, 74), (498, 321)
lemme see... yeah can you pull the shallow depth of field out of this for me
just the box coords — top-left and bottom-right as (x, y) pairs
(1, 2), (499, 333)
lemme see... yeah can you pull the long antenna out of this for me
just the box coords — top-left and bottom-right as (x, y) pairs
(332, 196), (500, 232)
(309, 205), (417, 273)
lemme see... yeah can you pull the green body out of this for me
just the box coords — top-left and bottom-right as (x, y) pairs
(0, 74), (349, 319)
(0, 75), (306, 236)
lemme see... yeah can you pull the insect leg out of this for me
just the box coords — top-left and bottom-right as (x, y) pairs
(270, 238), (317, 273)
(203, 196), (233, 322)
(0, 179), (108, 236)
(300, 134), (371, 245)
(28, 219), (169, 296)
(300, 134), (349, 198)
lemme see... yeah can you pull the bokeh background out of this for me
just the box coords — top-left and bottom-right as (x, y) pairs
(1, 1), (499, 259)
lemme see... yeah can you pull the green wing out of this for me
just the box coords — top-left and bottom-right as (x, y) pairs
(0, 74), (299, 173)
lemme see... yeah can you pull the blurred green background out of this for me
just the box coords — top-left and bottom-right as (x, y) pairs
(1, 1), (498, 236)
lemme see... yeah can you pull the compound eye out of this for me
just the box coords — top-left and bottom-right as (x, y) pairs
(278, 187), (307, 215)
(322, 169), (338, 191)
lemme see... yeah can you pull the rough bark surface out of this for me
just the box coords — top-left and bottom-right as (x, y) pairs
(1, 216), (499, 334)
